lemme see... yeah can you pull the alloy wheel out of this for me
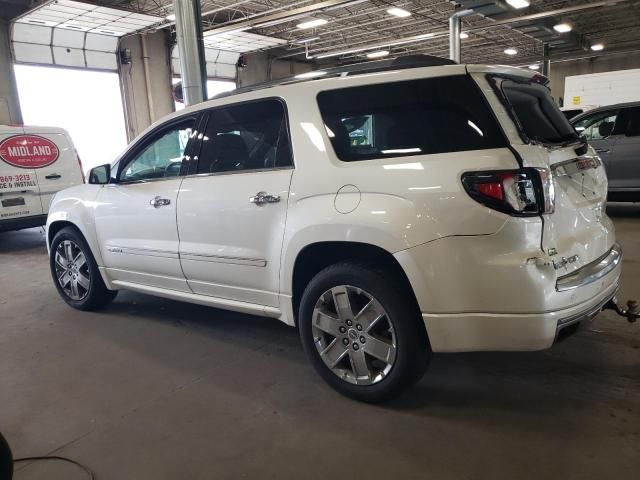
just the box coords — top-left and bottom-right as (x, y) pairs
(311, 285), (397, 385)
(54, 240), (90, 301)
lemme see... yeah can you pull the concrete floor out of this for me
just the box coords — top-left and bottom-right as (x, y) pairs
(1, 206), (639, 480)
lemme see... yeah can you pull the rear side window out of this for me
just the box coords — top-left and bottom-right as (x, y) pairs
(316, 75), (507, 162)
(497, 78), (579, 145)
(197, 99), (292, 174)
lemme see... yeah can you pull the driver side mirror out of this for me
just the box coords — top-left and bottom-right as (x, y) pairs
(88, 164), (111, 185)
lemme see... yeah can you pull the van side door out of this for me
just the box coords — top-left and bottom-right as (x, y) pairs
(177, 98), (294, 308)
(23, 127), (84, 214)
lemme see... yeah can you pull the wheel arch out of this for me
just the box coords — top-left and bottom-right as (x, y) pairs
(289, 241), (421, 326)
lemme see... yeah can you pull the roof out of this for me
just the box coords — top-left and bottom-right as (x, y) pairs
(212, 54), (457, 99)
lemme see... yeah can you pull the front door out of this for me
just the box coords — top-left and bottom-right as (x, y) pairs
(177, 99), (293, 307)
(94, 116), (198, 291)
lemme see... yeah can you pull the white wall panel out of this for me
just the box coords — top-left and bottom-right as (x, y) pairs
(53, 28), (85, 48)
(564, 69), (640, 109)
(53, 46), (85, 67)
(13, 23), (51, 44)
(86, 50), (117, 70)
(13, 42), (53, 64)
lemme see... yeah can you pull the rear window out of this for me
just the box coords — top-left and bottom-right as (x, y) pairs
(316, 75), (507, 162)
(496, 78), (579, 145)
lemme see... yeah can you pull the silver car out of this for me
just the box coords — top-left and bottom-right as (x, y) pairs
(572, 102), (640, 201)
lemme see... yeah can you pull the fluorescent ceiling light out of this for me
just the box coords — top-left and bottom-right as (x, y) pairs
(297, 18), (328, 29)
(459, 32), (469, 39)
(387, 7), (411, 18)
(165, 13), (175, 21)
(504, 48), (518, 55)
(367, 50), (389, 59)
(553, 23), (572, 33)
(528, 64), (540, 70)
(506, 0), (530, 8)
(590, 43), (604, 51)
(295, 70), (327, 79)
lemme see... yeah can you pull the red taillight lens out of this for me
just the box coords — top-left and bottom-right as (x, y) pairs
(477, 182), (503, 201)
(462, 168), (554, 216)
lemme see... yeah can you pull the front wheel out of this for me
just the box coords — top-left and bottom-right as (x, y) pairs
(50, 227), (117, 311)
(299, 262), (430, 403)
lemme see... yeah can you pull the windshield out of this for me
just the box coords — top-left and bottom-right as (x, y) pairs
(496, 78), (579, 145)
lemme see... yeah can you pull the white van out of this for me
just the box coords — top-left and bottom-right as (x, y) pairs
(0, 125), (84, 232)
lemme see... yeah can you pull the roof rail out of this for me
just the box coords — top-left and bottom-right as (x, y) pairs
(212, 54), (457, 100)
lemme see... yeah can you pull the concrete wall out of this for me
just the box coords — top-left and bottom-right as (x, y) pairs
(119, 31), (174, 141)
(0, 19), (22, 124)
(237, 52), (313, 87)
(550, 50), (640, 105)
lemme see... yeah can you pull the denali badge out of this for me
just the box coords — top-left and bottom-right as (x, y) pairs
(553, 255), (579, 270)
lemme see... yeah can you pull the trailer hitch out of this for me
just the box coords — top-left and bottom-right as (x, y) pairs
(603, 297), (639, 323)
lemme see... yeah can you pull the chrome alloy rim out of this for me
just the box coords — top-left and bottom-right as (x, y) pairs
(312, 285), (397, 386)
(54, 240), (90, 301)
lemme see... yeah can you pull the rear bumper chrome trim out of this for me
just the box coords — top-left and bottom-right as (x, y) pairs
(556, 243), (622, 292)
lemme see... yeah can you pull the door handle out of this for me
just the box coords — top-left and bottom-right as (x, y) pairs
(45, 173), (61, 180)
(150, 196), (171, 208)
(249, 191), (281, 206)
(595, 148), (610, 154)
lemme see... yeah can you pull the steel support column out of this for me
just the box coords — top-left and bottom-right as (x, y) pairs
(174, 0), (207, 106)
(449, 9), (473, 63)
(543, 43), (551, 79)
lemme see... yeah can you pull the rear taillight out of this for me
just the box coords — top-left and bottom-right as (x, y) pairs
(462, 168), (554, 216)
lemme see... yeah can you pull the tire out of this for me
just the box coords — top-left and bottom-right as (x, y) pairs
(299, 262), (431, 403)
(50, 227), (117, 311)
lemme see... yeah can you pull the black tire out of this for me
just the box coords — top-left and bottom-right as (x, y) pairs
(299, 262), (431, 403)
(50, 227), (117, 311)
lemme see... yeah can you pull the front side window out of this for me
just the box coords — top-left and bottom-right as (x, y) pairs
(317, 75), (507, 162)
(120, 119), (194, 182)
(573, 111), (618, 141)
(196, 99), (291, 174)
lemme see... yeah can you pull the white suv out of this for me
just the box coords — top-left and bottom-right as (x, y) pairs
(46, 57), (621, 402)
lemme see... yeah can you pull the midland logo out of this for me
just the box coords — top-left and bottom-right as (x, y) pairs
(0, 135), (59, 169)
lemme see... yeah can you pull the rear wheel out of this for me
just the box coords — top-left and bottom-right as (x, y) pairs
(299, 262), (430, 403)
(50, 227), (117, 310)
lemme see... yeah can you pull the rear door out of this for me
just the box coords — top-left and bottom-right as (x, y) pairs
(478, 70), (613, 274)
(607, 106), (640, 191)
(23, 126), (84, 213)
(177, 99), (293, 307)
(0, 126), (44, 223)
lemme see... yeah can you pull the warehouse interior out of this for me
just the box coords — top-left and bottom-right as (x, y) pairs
(1, 0), (639, 479)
